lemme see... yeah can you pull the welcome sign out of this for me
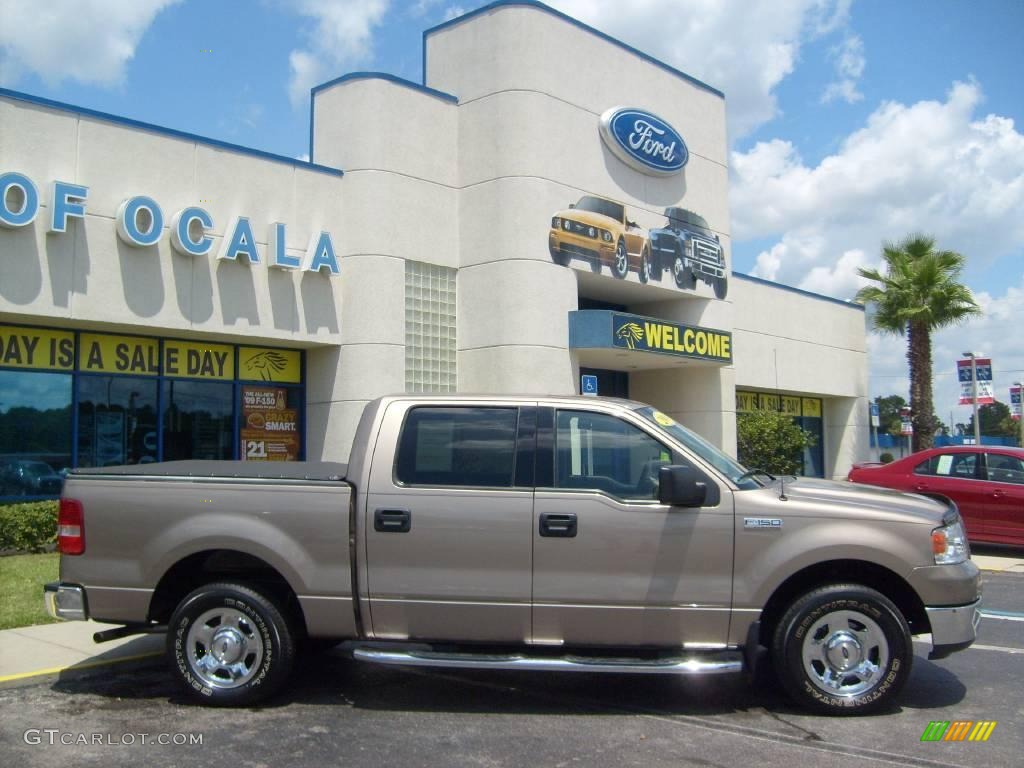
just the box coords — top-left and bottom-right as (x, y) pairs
(612, 313), (731, 362)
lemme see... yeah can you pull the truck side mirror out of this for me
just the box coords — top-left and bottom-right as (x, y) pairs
(658, 465), (708, 507)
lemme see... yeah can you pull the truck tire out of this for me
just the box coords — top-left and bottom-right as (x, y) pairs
(673, 248), (696, 290)
(639, 245), (652, 284)
(168, 582), (296, 707)
(713, 275), (728, 300)
(770, 584), (912, 715)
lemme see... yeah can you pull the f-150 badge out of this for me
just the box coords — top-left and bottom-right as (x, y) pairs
(744, 518), (783, 529)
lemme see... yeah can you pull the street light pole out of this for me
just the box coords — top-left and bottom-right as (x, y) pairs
(963, 351), (981, 447)
(1015, 380), (1024, 449)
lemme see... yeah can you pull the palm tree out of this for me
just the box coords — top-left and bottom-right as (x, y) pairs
(856, 235), (980, 452)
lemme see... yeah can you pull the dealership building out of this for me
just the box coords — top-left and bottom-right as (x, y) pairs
(0, 1), (868, 494)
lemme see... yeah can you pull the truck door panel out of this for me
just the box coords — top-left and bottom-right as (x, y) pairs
(532, 407), (733, 647)
(364, 403), (535, 642)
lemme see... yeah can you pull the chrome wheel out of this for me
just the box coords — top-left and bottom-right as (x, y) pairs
(772, 584), (912, 714)
(800, 609), (889, 699)
(612, 239), (628, 278)
(673, 253), (695, 289)
(186, 606), (264, 689)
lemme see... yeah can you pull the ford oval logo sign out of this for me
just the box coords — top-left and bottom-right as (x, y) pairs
(599, 107), (688, 176)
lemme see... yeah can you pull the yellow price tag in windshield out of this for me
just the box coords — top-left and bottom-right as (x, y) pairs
(653, 411), (676, 427)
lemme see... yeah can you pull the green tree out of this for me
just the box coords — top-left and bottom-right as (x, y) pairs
(737, 409), (816, 475)
(966, 401), (1018, 439)
(856, 235), (981, 452)
(874, 394), (907, 438)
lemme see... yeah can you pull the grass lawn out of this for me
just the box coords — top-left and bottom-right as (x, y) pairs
(0, 552), (59, 630)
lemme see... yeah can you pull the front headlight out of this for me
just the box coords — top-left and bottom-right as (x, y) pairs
(602, 230), (613, 242)
(563, 219), (572, 231)
(552, 217), (561, 229)
(932, 518), (969, 564)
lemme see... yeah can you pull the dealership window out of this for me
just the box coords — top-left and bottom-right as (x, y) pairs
(735, 391), (824, 478)
(77, 376), (158, 467)
(162, 380), (234, 461)
(405, 260), (456, 393)
(0, 370), (72, 498)
(0, 325), (305, 498)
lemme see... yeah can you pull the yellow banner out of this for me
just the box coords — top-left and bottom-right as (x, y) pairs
(736, 391), (758, 413)
(238, 346), (301, 384)
(0, 325), (74, 370)
(760, 394), (781, 412)
(781, 396), (802, 417)
(163, 341), (234, 380)
(802, 398), (822, 418)
(79, 333), (160, 376)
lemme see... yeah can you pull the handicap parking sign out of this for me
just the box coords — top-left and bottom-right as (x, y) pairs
(581, 374), (598, 396)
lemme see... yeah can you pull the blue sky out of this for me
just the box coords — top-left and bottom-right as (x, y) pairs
(2, 0), (1022, 426)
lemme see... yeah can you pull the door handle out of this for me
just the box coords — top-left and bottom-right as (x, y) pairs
(539, 512), (577, 538)
(914, 484), (929, 492)
(374, 508), (412, 533)
(992, 491), (1004, 499)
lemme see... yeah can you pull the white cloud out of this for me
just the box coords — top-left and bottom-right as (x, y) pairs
(732, 81), (1024, 298)
(548, 0), (853, 140)
(443, 5), (464, 22)
(821, 34), (864, 104)
(286, 0), (390, 108)
(0, 0), (180, 87)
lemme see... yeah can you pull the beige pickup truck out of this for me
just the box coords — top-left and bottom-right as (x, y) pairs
(46, 395), (981, 714)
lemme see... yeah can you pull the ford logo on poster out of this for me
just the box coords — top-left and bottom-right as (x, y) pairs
(599, 107), (688, 176)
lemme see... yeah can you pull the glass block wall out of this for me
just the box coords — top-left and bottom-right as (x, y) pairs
(405, 260), (457, 392)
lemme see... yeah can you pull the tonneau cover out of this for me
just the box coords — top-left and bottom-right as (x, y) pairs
(70, 460), (348, 482)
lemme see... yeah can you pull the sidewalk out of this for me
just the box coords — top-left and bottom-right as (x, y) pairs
(1, 551), (1021, 686)
(0, 620), (163, 686)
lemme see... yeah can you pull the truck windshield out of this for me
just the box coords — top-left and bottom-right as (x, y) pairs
(667, 209), (714, 239)
(635, 406), (763, 490)
(575, 196), (624, 222)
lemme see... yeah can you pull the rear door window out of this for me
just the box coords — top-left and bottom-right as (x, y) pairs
(914, 453), (980, 479)
(396, 407), (519, 487)
(984, 454), (1024, 485)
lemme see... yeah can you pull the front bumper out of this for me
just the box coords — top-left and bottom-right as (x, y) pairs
(549, 230), (614, 260)
(926, 598), (981, 659)
(44, 581), (88, 621)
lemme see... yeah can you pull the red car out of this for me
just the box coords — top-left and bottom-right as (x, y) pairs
(848, 446), (1024, 547)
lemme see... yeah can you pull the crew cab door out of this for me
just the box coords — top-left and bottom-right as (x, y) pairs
(363, 403), (536, 642)
(982, 452), (1024, 544)
(531, 406), (734, 647)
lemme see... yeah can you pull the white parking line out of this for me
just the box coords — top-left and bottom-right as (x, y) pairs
(979, 610), (1024, 622)
(970, 643), (1024, 654)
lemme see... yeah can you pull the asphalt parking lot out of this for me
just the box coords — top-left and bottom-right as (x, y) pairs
(1, 570), (1021, 768)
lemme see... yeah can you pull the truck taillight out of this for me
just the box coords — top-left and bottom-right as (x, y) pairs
(58, 498), (85, 555)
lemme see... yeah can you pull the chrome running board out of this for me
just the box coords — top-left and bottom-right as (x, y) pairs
(352, 648), (743, 675)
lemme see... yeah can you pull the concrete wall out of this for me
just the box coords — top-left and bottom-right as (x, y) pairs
(0, 99), (344, 343)
(730, 275), (869, 477)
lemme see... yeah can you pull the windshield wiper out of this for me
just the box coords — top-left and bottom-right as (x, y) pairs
(734, 468), (776, 485)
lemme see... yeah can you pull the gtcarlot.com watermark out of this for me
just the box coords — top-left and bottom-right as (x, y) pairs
(24, 729), (203, 747)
